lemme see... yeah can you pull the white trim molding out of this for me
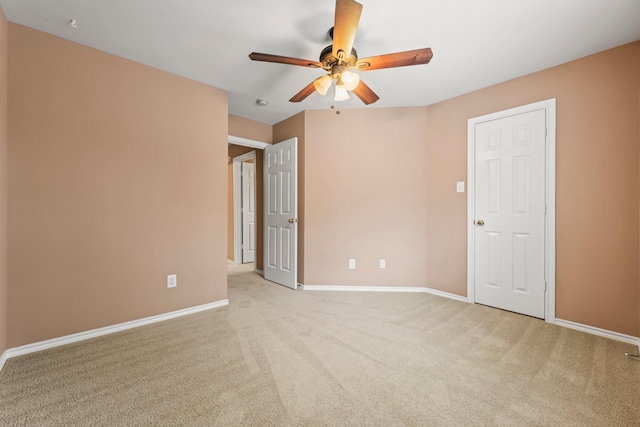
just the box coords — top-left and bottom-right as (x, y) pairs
(300, 285), (468, 303)
(467, 98), (557, 323)
(0, 299), (229, 372)
(228, 135), (270, 149)
(555, 318), (639, 347)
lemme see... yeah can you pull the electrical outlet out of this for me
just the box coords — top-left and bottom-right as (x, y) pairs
(167, 274), (177, 288)
(349, 259), (356, 269)
(380, 259), (386, 269)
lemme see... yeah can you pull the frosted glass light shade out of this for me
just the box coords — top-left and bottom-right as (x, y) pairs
(334, 84), (350, 101)
(313, 75), (333, 95)
(341, 71), (360, 91)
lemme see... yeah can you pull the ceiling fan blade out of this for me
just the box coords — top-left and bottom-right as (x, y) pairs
(289, 81), (317, 103)
(249, 52), (323, 68)
(356, 48), (433, 71)
(332, 0), (363, 60)
(352, 79), (379, 105)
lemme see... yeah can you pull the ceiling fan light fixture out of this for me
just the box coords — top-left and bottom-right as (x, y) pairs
(341, 71), (360, 91)
(313, 75), (333, 96)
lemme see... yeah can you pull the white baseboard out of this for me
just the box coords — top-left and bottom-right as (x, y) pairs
(421, 287), (470, 304)
(255, 268), (264, 275)
(555, 318), (639, 347)
(0, 349), (8, 372)
(0, 299), (229, 372)
(300, 285), (468, 303)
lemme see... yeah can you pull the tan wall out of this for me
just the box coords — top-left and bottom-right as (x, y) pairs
(273, 112), (305, 284)
(303, 107), (429, 287)
(0, 7), (7, 355)
(227, 160), (234, 260)
(427, 41), (640, 337)
(7, 24), (229, 347)
(229, 114), (272, 144)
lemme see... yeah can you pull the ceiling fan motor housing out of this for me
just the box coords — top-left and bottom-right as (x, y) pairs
(320, 45), (358, 69)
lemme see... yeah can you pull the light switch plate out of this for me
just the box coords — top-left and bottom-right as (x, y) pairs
(456, 181), (465, 193)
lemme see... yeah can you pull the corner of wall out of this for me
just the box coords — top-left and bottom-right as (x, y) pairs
(637, 41), (640, 344)
(0, 5), (8, 358)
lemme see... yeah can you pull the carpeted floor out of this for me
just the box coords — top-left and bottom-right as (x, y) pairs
(1, 265), (639, 426)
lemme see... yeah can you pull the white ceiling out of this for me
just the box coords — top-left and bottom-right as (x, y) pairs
(1, 0), (639, 125)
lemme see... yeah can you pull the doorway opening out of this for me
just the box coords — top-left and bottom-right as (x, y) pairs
(228, 135), (269, 273)
(226, 135), (299, 290)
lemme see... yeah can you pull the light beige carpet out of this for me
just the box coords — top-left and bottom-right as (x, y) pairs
(1, 266), (639, 426)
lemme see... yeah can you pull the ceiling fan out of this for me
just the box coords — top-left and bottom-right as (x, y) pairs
(249, 0), (433, 105)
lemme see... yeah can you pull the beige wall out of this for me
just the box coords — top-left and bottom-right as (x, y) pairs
(426, 41), (640, 337)
(273, 112), (306, 284)
(229, 114), (272, 144)
(227, 159), (234, 260)
(7, 24), (229, 347)
(0, 6), (7, 356)
(302, 107), (429, 287)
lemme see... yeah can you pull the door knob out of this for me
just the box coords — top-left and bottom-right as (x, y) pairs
(477, 220), (485, 226)
(288, 218), (296, 224)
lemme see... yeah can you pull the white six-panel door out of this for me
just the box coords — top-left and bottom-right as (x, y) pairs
(473, 109), (547, 318)
(264, 138), (298, 289)
(241, 161), (256, 264)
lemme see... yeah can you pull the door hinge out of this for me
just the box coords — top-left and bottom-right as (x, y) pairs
(544, 126), (548, 137)
(544, 204), (547, 214)
(544, 281), (547, 292)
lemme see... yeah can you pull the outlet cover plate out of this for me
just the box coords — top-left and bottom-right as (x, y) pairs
(167, 274), (177, 288)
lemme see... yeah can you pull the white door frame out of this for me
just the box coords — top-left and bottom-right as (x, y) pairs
(466, 98), (557, 323)
(229, 135), (270, 266)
